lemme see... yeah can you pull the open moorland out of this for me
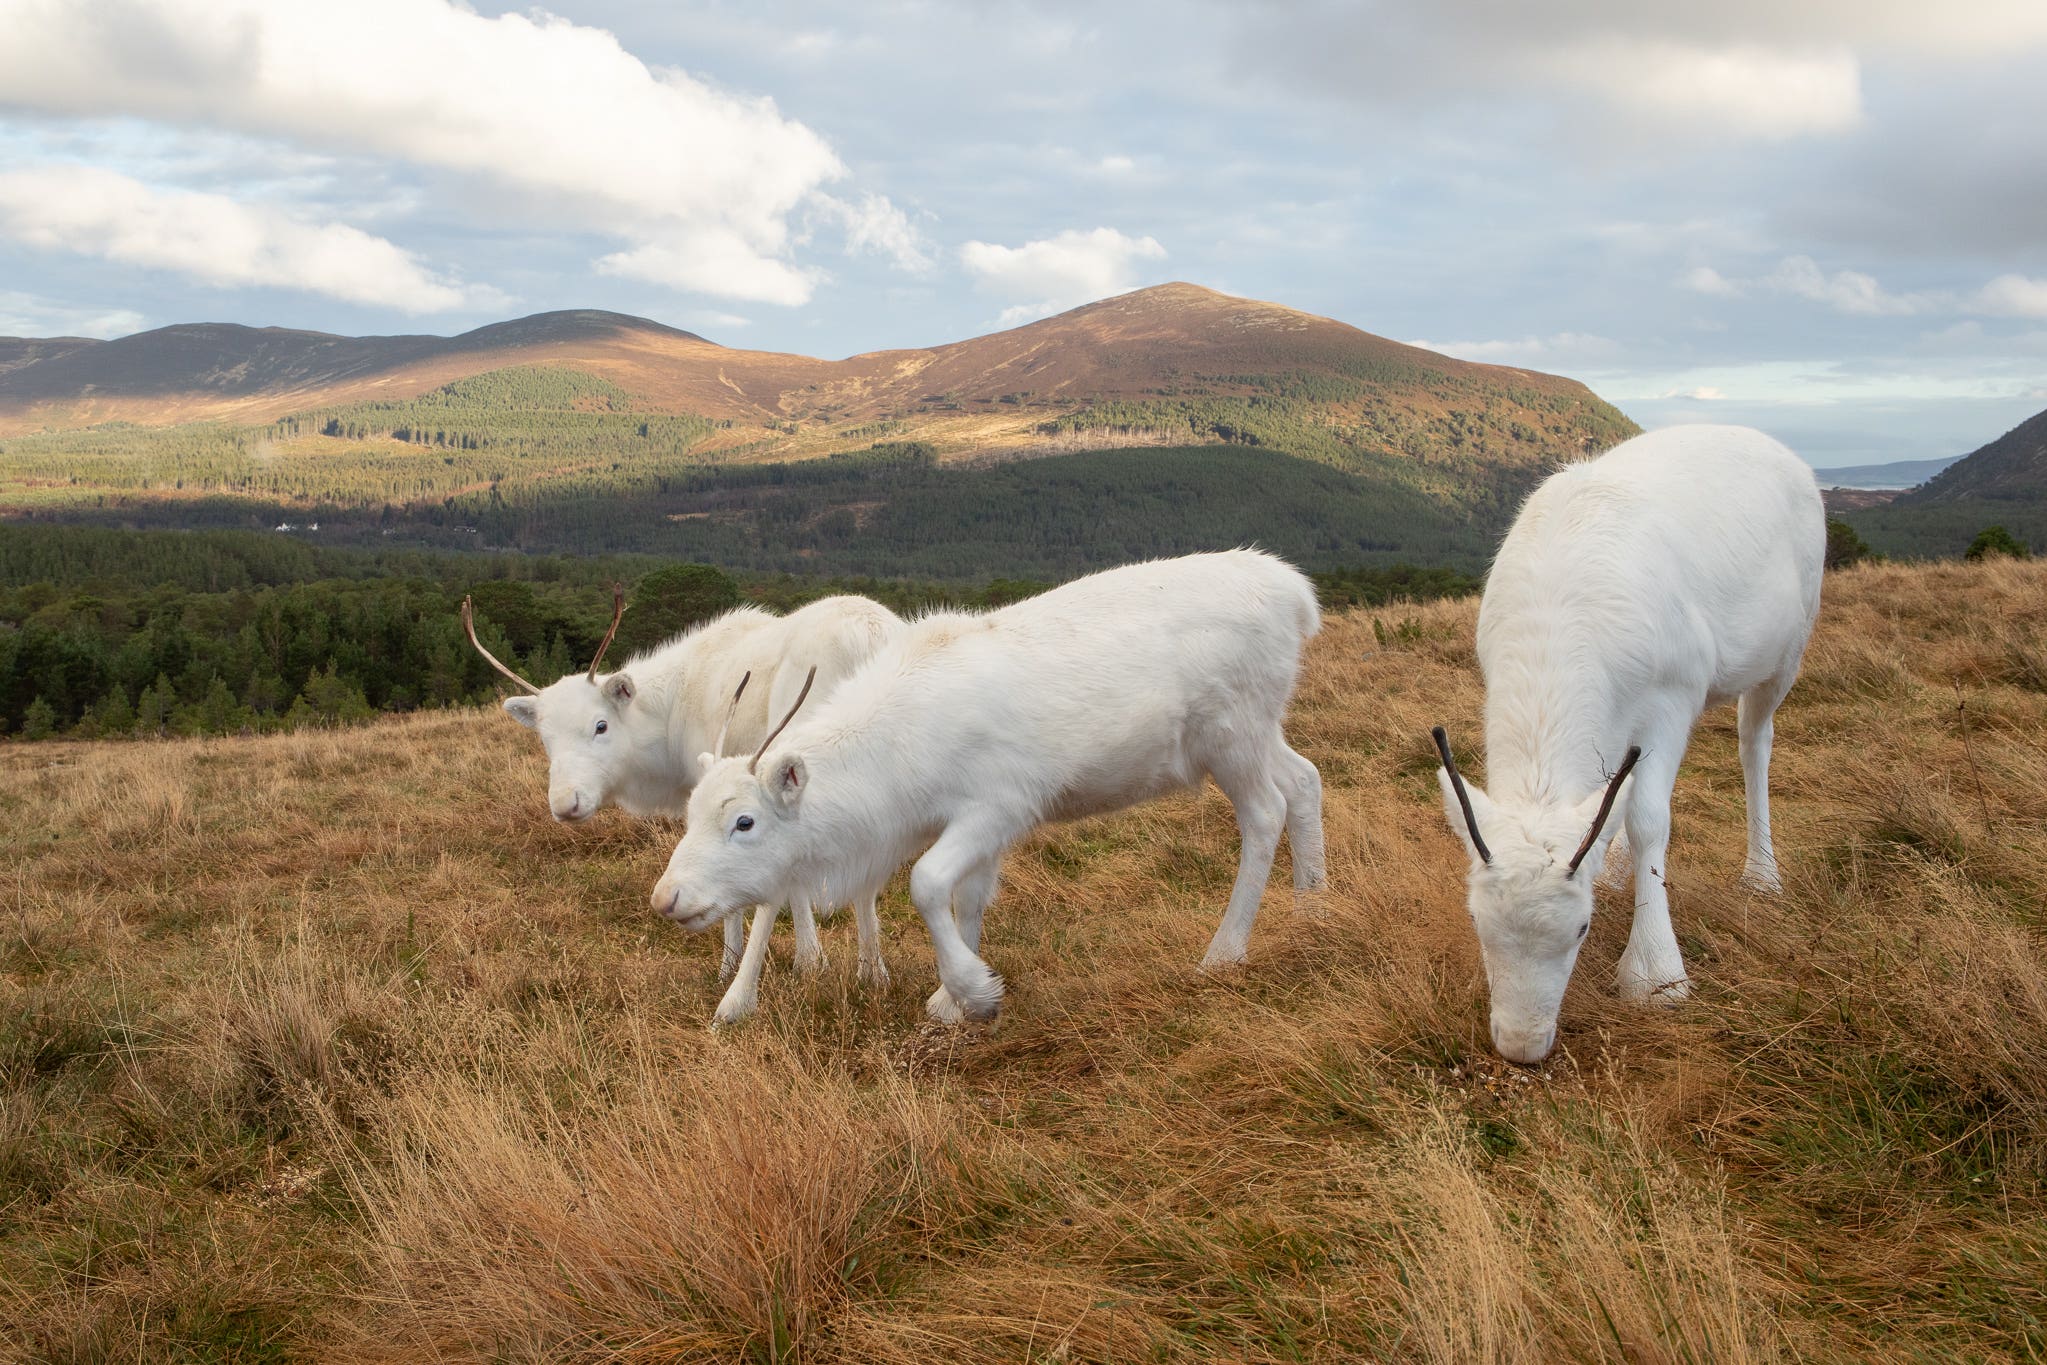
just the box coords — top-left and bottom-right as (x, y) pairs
(2, 558), (2044, 1361)
(0, 287), (1637, 570)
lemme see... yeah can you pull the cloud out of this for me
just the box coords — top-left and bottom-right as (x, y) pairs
(1765, 254), (1927, 314)
(1973, 273), (2047, 319)
(1679, 265), (1744, 296)
(1686, 256), (2047, 322)
(0, 165), (492, 312)
(0, 0), (920, 305)
(811, 192), (936, 274)
(960, 227), (1167, 323)
(1230, 1), (2047, 162)
(684, 310), (751, 332)
(0, 289), (146, 338)
(1658, 385), (1727, 400)
(1404, 332), (1620, 367)
(1544, 39), (1861, 139)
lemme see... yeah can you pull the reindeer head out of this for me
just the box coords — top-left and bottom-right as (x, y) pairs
(651, 668), (816, 932)
(467, 584), (660, 821)
(1432, 727), (1638, 1064)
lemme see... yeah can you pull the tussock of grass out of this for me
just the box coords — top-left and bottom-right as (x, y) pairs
(2, 558), (2045, 1360)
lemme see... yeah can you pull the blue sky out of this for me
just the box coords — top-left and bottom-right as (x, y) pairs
(2, 0), (2044, 467)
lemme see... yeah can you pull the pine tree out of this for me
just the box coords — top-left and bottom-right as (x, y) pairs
(21, 697), (56, 741)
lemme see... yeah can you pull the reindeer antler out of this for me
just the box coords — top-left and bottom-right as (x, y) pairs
(1432, 726), (1491, 864)
(1567, 746), (1641, 876)
(711, 671), (751, 758)
(750, 667), (816, 773)
(585, 582), (626, 683)
(462, 596), (541, 695)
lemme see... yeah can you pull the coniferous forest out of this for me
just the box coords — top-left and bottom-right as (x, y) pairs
(0, 524), (1479, 741)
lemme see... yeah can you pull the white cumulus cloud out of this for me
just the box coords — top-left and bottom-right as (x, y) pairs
(960, 227), (1167, 324)
(0, 0), (918, 305)
(0, 165), (491, 312)
(1973, 274), (2047, 319)
(812, 192), (936, 274)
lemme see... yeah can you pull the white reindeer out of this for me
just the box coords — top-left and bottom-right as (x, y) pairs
(648, 550), (1329, 1024)
(1433, 424), (1824, 1063)
(465, 588), (904, 1022)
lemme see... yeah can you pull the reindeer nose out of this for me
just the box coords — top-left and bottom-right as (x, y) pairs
(650, 882), (679, 918)
(1492, 1020), (1557, 1065)
(551, 790), (588, 821)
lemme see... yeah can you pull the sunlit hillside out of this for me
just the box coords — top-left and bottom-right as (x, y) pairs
(2, 559), (2043, 1361)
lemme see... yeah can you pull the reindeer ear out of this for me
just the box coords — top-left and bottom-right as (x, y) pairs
(503, 696), (539, 729)
(604, 674), (634, 705)
(767, 754), (808, 812)
(696, 752), (717, 772)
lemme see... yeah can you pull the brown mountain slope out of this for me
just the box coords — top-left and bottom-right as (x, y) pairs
(0, 310), (720, 434)
(0, 286), (1621, 468)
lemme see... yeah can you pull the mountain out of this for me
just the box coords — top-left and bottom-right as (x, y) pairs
(1843, 406), (2047, 557)
(1892, 407), (2047, 505)
(0, 310), (715, 433)
(0, 285), (1641, 573)
(1809, 455), (1960, 490)
(0, 285), (1631, 477)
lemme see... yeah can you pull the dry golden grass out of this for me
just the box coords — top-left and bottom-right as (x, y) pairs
(2, 558), (2045, 1362)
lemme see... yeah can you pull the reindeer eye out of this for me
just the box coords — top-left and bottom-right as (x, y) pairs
(735, 815), (754, 832)
(594, 719), (608, 735)
(1577, 922), (1590, 940)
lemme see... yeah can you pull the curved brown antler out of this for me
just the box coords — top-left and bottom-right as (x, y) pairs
(462, 596), (541, 695)
(1432, 726), (1491, 864)
(585, 582), (626, 683)
(1567, 746), (1641, 877)
(750, 666), (816, 773)
(710, 670), (751, 758)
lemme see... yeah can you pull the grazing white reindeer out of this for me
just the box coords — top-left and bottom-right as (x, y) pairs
(648, 550), (1329, 1024)
(466, 589), (903, 1021)
(1433, 424), (1824, 1063)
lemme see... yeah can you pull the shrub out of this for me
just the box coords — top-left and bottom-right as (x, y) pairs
(1965, 525), (2029, 561)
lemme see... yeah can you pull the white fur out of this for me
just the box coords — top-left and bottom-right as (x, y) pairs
(650, 550), (1329, 1023)
(1438, 425), (1824, 1063)
(501, 595), (904, 1020)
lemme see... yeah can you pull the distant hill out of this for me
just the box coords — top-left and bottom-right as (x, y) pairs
(1809, 456), (1959, 490)
(0, 284), (1633, 478)
(0, 310), (715, 433)
(1844, 407), (2047, 557)
(1892, 408), (2047, 505)
(0, 285), (1642, 570)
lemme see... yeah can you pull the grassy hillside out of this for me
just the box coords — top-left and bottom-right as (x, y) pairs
(7, 433), (1503, 578)
(1846, 407), (2047, 557)
(3, 559), (2043, 1360)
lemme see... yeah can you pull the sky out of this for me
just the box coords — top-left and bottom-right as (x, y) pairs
(2, 0), (2045, 468)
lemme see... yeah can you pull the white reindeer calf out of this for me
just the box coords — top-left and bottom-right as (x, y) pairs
(467, 588), (903, 1022)
(649, 550), (1329, 1023)
(1434, 424), (1824, 1062)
